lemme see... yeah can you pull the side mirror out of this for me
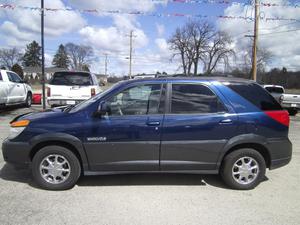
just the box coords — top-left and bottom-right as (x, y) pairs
(94, 101), (108, 117)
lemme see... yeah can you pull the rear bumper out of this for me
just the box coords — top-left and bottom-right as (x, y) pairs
(281, 102), (300, 109)
(2, 139), (31, 166)
(267, 137), (292, 170)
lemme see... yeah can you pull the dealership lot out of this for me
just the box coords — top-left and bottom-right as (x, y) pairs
(0, 106), (300, 225)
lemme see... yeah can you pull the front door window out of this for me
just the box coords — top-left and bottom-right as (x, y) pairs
(106, 84), (163, 116)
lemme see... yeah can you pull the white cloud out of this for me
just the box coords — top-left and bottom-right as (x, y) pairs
(0, 21), (36, 46)
(45, 53), (53, 67)
(68, 0), (167, 13)
(156, 23), (165, 37)
(218, 0), (300, 70)
(79, 15), (148, 53)
(0, 0), (85, 46)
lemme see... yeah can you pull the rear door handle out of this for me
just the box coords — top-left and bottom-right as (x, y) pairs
(146, 121), (160, 126)
(219, 119), (232, 124)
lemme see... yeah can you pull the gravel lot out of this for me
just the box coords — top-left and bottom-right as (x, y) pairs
(0, 106), (300, 225)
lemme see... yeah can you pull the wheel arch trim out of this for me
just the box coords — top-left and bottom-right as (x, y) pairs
(217, 134), (271, 169)
(29, 133), (89, 171)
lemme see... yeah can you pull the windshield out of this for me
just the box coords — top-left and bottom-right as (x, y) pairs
(69, 82), (123, 113)
(50, 72), (93, 86)
(265, 87), (284, 94)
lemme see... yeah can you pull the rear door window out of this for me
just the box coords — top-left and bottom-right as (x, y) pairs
(265, 86), (284, 94)
(50, 72), (93, 86)
(171, 84), (226, 114)
(226, 83), (282, 111)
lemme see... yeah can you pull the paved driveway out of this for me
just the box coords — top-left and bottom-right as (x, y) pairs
(0, 106), (299, 225)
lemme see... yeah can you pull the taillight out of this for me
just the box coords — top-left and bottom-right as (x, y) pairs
(279, 95), (284, 103)
(46, 87), (51, 97)
(265, 110), (290, 127)
(91, 88), (96, 96)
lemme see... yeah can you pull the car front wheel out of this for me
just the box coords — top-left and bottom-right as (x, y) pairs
(25, 93), (32, 107)
(221, 149), (266, 190)
(32, 146), (81, 190)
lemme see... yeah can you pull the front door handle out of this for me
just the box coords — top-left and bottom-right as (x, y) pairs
(219, 119), (232, 124)
(146, 121), (160, 126)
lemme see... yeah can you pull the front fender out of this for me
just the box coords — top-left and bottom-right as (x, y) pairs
(29, 132), (89, 170)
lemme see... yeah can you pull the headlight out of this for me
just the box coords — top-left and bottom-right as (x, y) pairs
(8, 127), (26, 140)
(8, 120), (30, 140)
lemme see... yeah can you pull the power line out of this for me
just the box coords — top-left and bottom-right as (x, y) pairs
(260, 28), (300, 36)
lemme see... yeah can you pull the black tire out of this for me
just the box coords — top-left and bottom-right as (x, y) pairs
(220, 149), (266, 190)
(32, 146), (81, 190)
(288, 109), (297, 116)
(25, 92), (32, 108)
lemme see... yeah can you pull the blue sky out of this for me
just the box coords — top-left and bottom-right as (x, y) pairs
(1, 0), (300, 74)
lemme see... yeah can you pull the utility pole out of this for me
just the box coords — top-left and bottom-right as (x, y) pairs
(104, 54), (108, 76)
(129, 30), (133, 78)
(41, 0), (46, 109)
(252, 0), (260, 81)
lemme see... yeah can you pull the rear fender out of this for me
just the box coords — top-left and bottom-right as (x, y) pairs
(216, 134), (269, 168)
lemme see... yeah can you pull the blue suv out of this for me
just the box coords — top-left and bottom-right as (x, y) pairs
(2, 77), (292, 190)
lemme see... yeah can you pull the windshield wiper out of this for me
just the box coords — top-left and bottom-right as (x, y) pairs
(63, 104), (76, 112)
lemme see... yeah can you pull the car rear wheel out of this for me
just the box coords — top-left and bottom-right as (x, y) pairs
(220, 149), (266, 190)
(25, 93), (32, 107)
(32, 146), (81, 190)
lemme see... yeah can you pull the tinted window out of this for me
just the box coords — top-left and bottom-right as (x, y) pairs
(171, 84), (226, 114)
(50, 72), (92, 86)
(7, 72), (22, 83)
(226, 83), (282, 111)
(107, 84), (162, 116)
(265, 86), (284, 94)
(0, 72), (2, 81)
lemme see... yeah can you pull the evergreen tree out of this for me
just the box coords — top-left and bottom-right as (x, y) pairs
(22, 41), (42, 67)
(11, 63), (24, 79)
(82, 64), (90, 72)
(52, 44), (70, 68)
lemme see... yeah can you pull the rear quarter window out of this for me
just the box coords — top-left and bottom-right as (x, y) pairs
(226, 83), (282, 111)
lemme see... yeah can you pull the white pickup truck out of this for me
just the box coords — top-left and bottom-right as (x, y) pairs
(263, 85), (300, 116)
(0, 69), (32, 108)
(46, 71), (102, 107)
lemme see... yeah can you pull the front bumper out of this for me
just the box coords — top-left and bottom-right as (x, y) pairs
(2, 139), (31, 166)
(267, 137), (292, 170)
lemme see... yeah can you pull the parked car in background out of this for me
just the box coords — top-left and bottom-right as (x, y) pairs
(263, 85), (284, 103)
(263, 84), (300, 115)
(0, 69), (32, 108)
(3, 77), (292, 190)
(46, 71), (102, 108)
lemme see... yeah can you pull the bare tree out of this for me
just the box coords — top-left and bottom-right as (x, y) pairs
(203, 32), (235, 74)
(0, 47), (22, 69)
(242, 44), (273, 78)
(186, 21), (215, 75)
(169, 20), (234, 76)
(168, 27), (194, 75)
(65, 43), (94, 71)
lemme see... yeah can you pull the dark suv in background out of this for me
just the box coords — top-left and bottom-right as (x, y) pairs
(2, 77), (292, 190)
